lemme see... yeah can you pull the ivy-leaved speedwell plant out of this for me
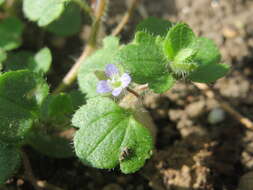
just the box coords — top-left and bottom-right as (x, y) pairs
(0, 0), (229, 185)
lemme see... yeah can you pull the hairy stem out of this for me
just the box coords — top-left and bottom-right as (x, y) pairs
(111, 0), (140, 36)
(21, 150), (42, 190)
(53, 0), (107, 94)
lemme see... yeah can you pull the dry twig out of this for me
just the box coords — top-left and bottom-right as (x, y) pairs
(194, 82), (253, 130)
(111, 0), (140, 36)
(53, 0), (108, 93)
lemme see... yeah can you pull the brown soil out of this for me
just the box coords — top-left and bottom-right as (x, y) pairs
(5, 0), (253, 190)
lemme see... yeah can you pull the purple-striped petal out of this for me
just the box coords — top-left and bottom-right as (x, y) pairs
(105, 64), (119, 78)
(120, 73), (131, 88)
(97, 80), (112, 93)
(112, 87), (123, 96)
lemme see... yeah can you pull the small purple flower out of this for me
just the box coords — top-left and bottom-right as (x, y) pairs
(97, 64), (131, 96)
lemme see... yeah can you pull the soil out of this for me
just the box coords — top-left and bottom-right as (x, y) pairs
(4, 0), (253, 190)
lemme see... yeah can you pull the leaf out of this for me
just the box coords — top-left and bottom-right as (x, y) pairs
(188, 63), (230, 83)
(0, 49), (7, 63)
(4, 47), (52, 74)
(0, 140), (20, 184)
(0, 70), (48, 143)
(23, 0), (67, 26)
(73, 97), (153, 174)
(136, 17), (173, 37)
(69, 90), (86, 111)
(0, 17), (24, 51)
(46, 2), (82, 36)
(78, 36), (120, 98)
(40, 93), (73, 125)
(149, 74), (175, 93)
(164, 23), (196, 60)
(118, 32), (173, 93)
(4, 51), (33, 71)
(192, 37), (221, 66)
(27, 129), (74, 158)
(0, 0), (4, 6)
(28, 47), (52, 74)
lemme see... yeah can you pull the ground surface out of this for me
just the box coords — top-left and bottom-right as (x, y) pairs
(4, 0), (253, 190)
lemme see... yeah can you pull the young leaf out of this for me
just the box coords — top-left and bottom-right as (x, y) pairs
(136, 17), (173, 37)
(164, 23), (196, 60)
(188, 63), (230, 83)
(118, 32), (175, 93)
(4, 47), (52, 74)
(0, 49), (7, 63)
(40, 93), (73, 125)
(191, 37), (221, 66)
(23, 0), (67, 26)
(0, 70), (48, 143)
(0, 141), (20, 184)
(0, 17), (24, 51)
(28, 47), (52, 74)
(46, 2), (82, 36)
(73, 97), (153, 174)
(0, 0), (5, 5)
(78, 36), (120, 98)
(27, 129), (74, 158)
(4, 51), (33, 71)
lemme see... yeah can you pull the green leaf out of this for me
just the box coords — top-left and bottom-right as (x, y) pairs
(0, 70), (48, 143)
(28, 47), (52, 74)
(192, 37), (221, 66)
(0, 0), (5, 6)
(0, 49), (7, 63)
(40, 93), (73, 125)
(69, 90), (86, 111)
(118, 32), (173, 93)
(23, 0), (67, 26)
(73, 97), (153, 174)
(164, 23), (196, 60)
(27, 129), (74, 158)
(4, 47), (52, 74)
(0, 140), (20, 184)
(149, 74), (175, 93)
(46, 2), (82, 36)
(136, 17), (173, 37)
(4, 51), (33, 71)
(78, 36), (120, 98)
(0, 17), (24, 51)
(188, 63), (230, 83)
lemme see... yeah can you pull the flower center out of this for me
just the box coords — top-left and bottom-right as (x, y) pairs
(109, 76), (122, 88)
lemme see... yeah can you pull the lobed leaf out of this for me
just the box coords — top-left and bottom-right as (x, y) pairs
(73, 97), (153, 174)
(23, 0), (67, 26)
(0, 17), (24, 51)
(27, 129), (74, 158)
(191, 37), (221, 66)
(46, 2), (82, 36)
(0, 140), (20, 184)
(0, 70), (48, 143)
(188, 63), (230, 83)
(164, 23), (196, 60)
(118, 32), (175, 93)
(4, 47), (52, 74)
(40, 93), (73, 125)
(136, 17), (173, 37)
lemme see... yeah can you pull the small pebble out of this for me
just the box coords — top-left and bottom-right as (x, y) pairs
(102, 183), (123, 190)
(208, 108), (225, 124)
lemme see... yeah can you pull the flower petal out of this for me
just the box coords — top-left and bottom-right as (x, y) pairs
(112, 87), (123, 96)
(105, 64), (119, 78)
(97, 80), (112, 93)
(120, 73), (131, 88)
